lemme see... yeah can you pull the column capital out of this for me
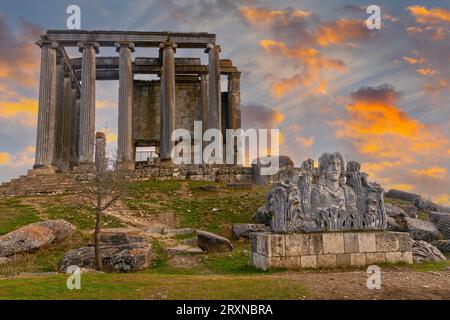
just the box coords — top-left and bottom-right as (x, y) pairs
(114, 41), (135, 53)
(36, 40), (59, 49)
(205, 43), (221, 53)
(78, 42), (100, 54)
(159, 41), (177, 51)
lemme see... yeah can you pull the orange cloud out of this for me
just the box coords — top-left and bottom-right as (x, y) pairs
(0, 98), (38, 126)
(416, 68), (439, 76)
(239, 6), (310, 26)
(260, 40), (346, 97)
(407, 5), (450, 24)
(99, 128), (118, 143)
(0, 152), (12, 165)
(315, 18), (370, 46)
(412, 167), (448, 179)
(402, 56), (420, 65)
(331, 85), (449, 162)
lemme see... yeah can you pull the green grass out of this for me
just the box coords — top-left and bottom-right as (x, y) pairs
(0, 198), (41, 235)
(0, 273), (308, 300)
(410, 259), (450, 272)
(383, 196), (412, 206)
(44, 204), (123, 230)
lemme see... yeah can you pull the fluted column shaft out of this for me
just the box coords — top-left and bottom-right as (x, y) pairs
(115, 42), (135, 163)
(77, 42), (99, 164)
(200, 72), (209, 132)
(205, 43), (221, 132)
(34, 40), (58, 169)
(228, 72), (241, 129)
(159, 42), (177, 161)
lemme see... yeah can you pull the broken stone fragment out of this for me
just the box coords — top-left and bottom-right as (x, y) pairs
(196, 230), (233, 252)
(0, 220), (76, 257)
(59, 242), (152, 273)
(231, 223), (270, 239)
(411, 240), (447, 263)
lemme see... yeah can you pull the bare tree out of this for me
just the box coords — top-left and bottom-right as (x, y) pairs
(64, 132), (129, 270)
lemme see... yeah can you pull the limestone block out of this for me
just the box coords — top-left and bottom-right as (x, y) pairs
(350, 253), (367, 266)
(285, 234), (310, 256)
(375, 232), (399, 252)
(309, 234), (324, 255)
(398, 233), (412, 252)
(250, 252), (269, 271)
(358, 232), (377, 253)
(385, 251), (403, 263)
(300, 255), (317, 268)
(366, 252), (386, 264)
(282, 256), (301, 269)
(317, 254), (337, 267)
(343, 232), (359, 253)
(400, 251), (413, 264)
(323, 233), (344, 254)
(336, 253), (352, 266)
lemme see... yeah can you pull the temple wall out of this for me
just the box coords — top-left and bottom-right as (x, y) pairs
(132, 79), (202, 146)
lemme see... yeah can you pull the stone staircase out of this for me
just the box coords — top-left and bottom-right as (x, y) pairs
(0, 170), (79, 197)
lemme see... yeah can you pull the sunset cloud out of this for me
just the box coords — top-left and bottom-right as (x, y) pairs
(0, 98), (38, 126)
(412, 167), (448, 179)
(0, 152), (12, 165)
(331, 85), (449, 162)
(407, 6), (450, 24)
(315, 18), (371, 46)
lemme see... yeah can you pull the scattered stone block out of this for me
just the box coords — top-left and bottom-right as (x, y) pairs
(0, 225), (55, 257)
(404, 217), (441, 242)
(411, 240), (447, 263)
(98, 228), (146, 246)
(60, 242), (153, 272)
(197, 230), (233, 252)
(432, 240), (450, 253)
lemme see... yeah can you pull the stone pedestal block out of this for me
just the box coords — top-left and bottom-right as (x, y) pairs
(250, 231), (412, 271)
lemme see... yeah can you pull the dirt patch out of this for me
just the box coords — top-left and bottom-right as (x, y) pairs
(281, 269), (450, 300)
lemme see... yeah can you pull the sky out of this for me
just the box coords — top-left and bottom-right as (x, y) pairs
(0, 0), (449, 204)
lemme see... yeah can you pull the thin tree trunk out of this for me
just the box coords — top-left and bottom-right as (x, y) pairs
(94, 207), (102, 270)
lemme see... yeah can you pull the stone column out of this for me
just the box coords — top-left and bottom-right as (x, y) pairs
(69, 81), (79, 169)
(53, 57), (65, 170)
(205, 43), (221, 132)
(34, 40), (58, 171)
(228, 72), (241, 129)
(61, 66), (73, 172)
(159, 42), (177, 162)
(95, 132), (107, 174)
(77, 42), (99, 166)
(200, 71), (209, 132)
(115, 42), (135, 170)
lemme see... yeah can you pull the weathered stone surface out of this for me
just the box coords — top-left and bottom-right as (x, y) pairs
(231, 223), (269, 239)
(253, 205), (271, 225)
(0, 257), (9, 265)
(385, 189), (420, 203)
(60, 242), (152, 272)
(0, 224), (56, 257)
(397, 205), (418, 218)
(432, 240), (450, 253)
(384, 203), (406, 217)
(34, 220), (76, 242)
(343, 232), (359, 253)
(165, 245), (204, 255)
(323, 233), (344, 254)
(197, 230), (233, 252)
(435, 213), (450, 239)
(386, 216), (402, 231)
(404, 217), (441, 242)
(98, 228), (145, 245)
(375, 232), (399, 252)
(411, 240), (447, 263)
(414, 198), (450, 213)
(358, 233), (377, 253)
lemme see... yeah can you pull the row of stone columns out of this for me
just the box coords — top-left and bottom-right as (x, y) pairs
(34, 39), (230, 170)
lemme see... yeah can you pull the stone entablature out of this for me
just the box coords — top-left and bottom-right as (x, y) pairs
(250, 231), (413, 270)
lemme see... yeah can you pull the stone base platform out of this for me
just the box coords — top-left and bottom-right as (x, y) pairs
(250, 231), (412, 270)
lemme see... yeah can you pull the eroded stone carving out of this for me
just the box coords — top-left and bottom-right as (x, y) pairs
(264, 151), (387, 233)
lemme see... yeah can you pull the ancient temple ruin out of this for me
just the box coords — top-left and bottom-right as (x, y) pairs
(33, 30), (241, 172)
